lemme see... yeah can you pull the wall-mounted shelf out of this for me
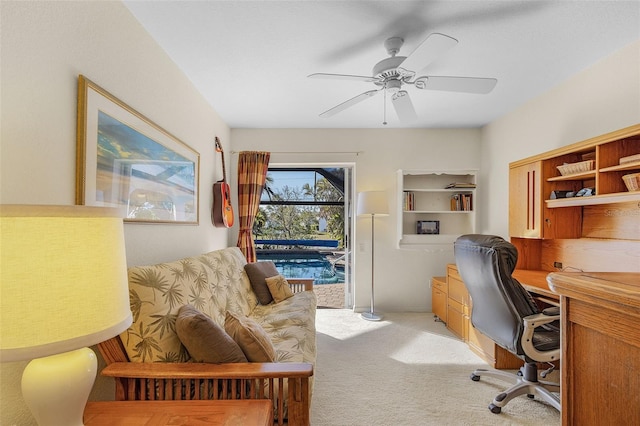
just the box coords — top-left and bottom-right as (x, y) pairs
(546, 191), (640, 208)
(599, 160), (640, 173)
(547, 171), (596, 182)
(397, 170), (477, 249)
(403, 210), (475, 214)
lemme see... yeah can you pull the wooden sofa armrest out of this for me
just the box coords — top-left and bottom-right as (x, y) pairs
(101, 361), (313, 380)
(287, 278), (314, 292)
(101, 362), (313, 426)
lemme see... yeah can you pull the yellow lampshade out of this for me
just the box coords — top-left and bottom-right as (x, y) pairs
(357, 191), (389, 216)
(0, 205), (132, 362)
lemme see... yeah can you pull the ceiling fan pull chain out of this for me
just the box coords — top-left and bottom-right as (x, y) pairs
(382, 85), (388, 126)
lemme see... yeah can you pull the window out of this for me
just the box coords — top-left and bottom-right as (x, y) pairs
(254, 168), (345, 245)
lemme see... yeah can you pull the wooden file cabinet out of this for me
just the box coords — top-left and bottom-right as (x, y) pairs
(444, 264), (523, 369)
(446, 265), (468, 340)
(431, 276), (447, 322)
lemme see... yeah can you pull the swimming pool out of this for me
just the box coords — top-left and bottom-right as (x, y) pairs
(256, 251), (345, 284)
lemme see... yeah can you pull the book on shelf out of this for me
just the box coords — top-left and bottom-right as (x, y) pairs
(445, 182), (476, 189)
(403, 191), (415, 211)
(450, 193), (473, 211)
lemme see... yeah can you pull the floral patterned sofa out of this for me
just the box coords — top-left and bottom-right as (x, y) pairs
(97, 247), (316, 425)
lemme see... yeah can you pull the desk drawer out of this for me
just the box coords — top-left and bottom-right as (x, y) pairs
(448, 276), (467, 305)
(447, 298), (466, 339)
(447, 264), (462, 281)
(432, 276), (447, 292)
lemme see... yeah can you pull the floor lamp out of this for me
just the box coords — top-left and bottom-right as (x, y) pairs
(357, 191), (388, 321)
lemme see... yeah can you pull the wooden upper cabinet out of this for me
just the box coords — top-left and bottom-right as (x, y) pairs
(509, 161), (542, 238)
(509, 124), (640, 239)
(509, 158), (584, 239)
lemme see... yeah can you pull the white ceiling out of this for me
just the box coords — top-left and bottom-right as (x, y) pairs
(124, 1), (640, 129)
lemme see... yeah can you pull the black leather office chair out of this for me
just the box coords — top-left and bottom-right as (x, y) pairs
(453, 234), (561, 414)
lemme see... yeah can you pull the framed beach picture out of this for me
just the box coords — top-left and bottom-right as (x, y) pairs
(76, 75), (199, 224)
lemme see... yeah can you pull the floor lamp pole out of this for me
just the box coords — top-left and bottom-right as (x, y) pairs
(361, 213), (382, 321)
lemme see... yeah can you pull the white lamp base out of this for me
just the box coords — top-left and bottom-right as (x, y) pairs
(21, 347), (97, 426)
(361, 311), (383, 321)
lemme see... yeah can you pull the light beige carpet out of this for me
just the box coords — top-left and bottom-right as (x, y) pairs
(310, 310), (560, 426)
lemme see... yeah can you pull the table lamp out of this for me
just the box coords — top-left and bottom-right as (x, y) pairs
(357, 191), (388, 321)
(0, 205), (133, 426)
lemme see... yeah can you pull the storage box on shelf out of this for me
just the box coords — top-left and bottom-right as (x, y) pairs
(396, 170), (477, 249)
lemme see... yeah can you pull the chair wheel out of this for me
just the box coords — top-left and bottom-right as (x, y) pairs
(489, 404), (501, 414)
(527, 394), (535, 399)
(470, 373), (480, 382)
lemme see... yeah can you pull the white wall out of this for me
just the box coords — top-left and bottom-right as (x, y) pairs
(2, 0), (638, 424)
(480, 40), (640, 237)
(231, 128), (482, 314)
(1, 2), (231, 424)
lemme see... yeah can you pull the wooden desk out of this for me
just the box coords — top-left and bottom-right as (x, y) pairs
(547, 272), (640, 426)
(84, 400), (273, 426)
(513, 269), (559, 306)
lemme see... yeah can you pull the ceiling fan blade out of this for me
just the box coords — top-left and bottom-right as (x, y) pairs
(391, 91), (418, 123)
(398, 33), (458, 75)
(308, 73), (377, 82)
(319, 90), (380, 118)
(414, 76), (497, 94)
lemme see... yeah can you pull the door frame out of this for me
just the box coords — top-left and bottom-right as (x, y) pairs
(265, 162), (356, 308)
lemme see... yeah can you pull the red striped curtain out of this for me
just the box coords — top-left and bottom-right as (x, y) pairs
(236, 151), (270, 262)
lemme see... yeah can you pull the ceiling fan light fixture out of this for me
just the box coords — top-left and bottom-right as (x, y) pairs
(386, 79), (401, 94)
(392, 90), (408, 100)
(414, 76), (428, 90)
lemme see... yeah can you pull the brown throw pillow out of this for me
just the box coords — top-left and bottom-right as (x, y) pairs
(244, 261), (279, 305)
(175, 305), (248, 363)
(224, 311), (276, 362)
(265, 274), (295, 303)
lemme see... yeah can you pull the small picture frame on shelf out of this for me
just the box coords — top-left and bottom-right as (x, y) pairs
(417, 220), (440, 235)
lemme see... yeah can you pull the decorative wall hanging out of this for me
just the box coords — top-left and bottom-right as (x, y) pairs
(76, 75), (199, 224)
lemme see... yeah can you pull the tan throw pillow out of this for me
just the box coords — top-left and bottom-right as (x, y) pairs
(244, 261), (279, 305)
(265, 274), (295, 303)
(224, 311), (276, 362)
(176, 305), (248, 363)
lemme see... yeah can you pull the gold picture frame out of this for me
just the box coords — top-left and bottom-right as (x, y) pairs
(76, 75), (199, 224)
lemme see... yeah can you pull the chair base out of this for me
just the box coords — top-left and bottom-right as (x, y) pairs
(470, 363), (560, 414)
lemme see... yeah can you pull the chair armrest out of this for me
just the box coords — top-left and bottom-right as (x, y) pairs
(521, 311), (561, 363)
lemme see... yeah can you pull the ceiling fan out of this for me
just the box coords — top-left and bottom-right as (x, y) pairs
(309, 33), (497, 124)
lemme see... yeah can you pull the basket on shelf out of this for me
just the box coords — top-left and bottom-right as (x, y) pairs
(622, 173), (640, 192)
(556, 160), (595, 176)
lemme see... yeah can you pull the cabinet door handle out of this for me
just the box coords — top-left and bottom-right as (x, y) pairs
(527, 170), (536, 230)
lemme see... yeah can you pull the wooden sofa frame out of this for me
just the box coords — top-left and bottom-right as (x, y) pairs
(97, 279), (315, 426)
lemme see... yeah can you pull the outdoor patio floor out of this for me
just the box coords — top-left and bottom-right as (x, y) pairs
(313, 283), (344, 309)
